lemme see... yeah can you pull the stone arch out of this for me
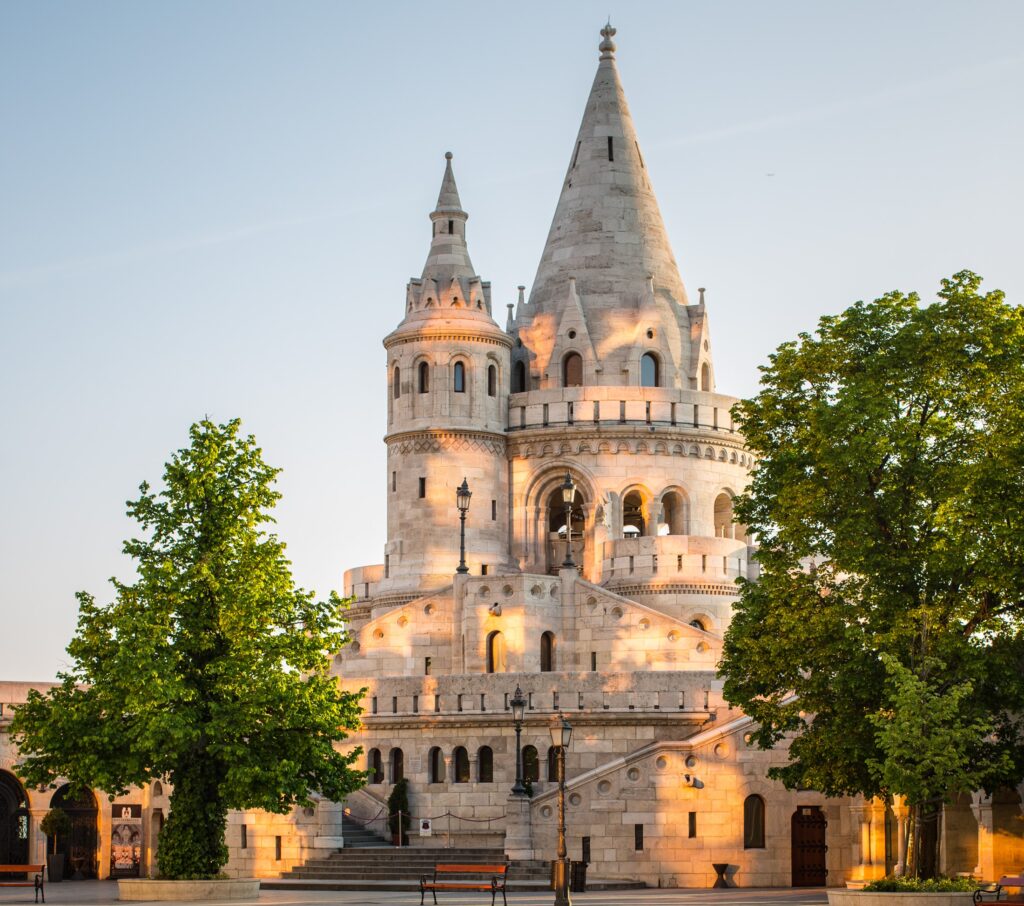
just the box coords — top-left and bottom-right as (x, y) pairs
(452, 746), (470, 783)
(540, 631), (556, 672)
(619, 483), (655, 538)
(485, 630), (506, 673)
(368, 748), (384, 784)
(0, 770), (29, 865)
(640, 351), (660, 387)
(477, 746), (494, 783)
(562, 351), (583, 387)
(657, 486), (691, 535)
(51, 783), (99, 878)
(428, 746), (445, 783)
(520, 464), (598, 576)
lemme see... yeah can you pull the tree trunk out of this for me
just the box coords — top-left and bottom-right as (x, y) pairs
(157, 761), (229, 879)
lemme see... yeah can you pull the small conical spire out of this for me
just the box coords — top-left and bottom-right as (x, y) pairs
(435, 151), (464, 213)
(420, 151), (474, 284)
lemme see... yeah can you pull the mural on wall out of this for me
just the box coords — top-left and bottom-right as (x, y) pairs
(109, 805), (141, 879)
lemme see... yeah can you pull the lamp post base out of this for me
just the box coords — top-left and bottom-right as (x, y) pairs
(552, 858), (571, 905)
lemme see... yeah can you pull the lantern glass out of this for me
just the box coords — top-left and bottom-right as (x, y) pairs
(511, 686), (526, 723)
(456, 478), (472, 513)
(551, 715), (573, 748)
(561, 472), (575, 506)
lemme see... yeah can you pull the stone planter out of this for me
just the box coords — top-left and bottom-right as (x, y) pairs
(118, 878), (260, 901)
(828, 891), (977, 906)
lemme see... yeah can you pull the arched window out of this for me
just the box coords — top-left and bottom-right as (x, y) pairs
(546, 483), (587, 573)
(547, 746), (563, 782)
(522, 745), (539, 783)
(477, 746), (493, 783)
(453, 747), (470, 783)
(659, 491), (689, 536)
(701, 362), (711, 392)
(714, 492), (734, 539)
(428, 746), (445, 783)
(540, 631), (556, 672)
(486, 631), (506, 673)
(640, 352), (659, 387)
(390, 748), (404, 783)
(487, 364), (497, 397)
(513, 361), (527, 393)
(368, 748), (383, 784)
(689, 618), (707, 632)
(623, 491), (645, 537)
(744, 794), (766, 848)
(392, 366), (401, 398)
(563, 352), (583, 387)
(453, 361), (466, 393)
(418, 361), (430, 393)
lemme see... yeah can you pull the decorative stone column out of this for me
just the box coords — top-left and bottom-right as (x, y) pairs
(970, 792), (994, 880)
(850, 803), (871, 876)
(504, 794), (534, 861)
(893, 796), (910, 877)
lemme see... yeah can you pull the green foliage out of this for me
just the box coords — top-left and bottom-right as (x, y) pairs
(11, 419), (366, 879)
(40, 808), (72, 854)
(863, 876), (977, 892)
(719, 272), (1024, 872)
(387, 778), (411, 836)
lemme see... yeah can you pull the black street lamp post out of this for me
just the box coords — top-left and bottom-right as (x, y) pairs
(561, 472), (576, 569)
(550, 713), (574, 906)
(510, 685), (527, 796)
(456, 478), (472, 574)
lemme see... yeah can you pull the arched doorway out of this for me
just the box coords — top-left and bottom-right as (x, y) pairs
(546, 484), (586, 573)
(0, 771), (29, 865)
(485, 631), (507, 673)
(51, 784), (99, 879)
(622, 491), (646, 537)
(791, 805), (827, 887)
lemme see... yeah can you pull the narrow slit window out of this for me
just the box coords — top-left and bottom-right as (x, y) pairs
(487, 364), (497, 396)
(453, 361), (466, 393)
(418, 477), (426, 498)
(607, 136), (614, 161)
(688, 812), (697, 838)
(491, 499), (497, 521)
(391, 471), (396, 492)
(634, 824), (643, 851)
(448, 219), (453, 234)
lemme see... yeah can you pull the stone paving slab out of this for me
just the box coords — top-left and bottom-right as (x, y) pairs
(0, 879), (830, 906)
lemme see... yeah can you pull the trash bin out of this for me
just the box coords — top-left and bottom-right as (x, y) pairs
(570, 860), (588, 893)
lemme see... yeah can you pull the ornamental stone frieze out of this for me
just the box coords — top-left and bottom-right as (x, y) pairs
(386, 430), (506, 458)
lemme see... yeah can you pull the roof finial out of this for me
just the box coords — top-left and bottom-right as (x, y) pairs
(599, 20), (616, 60)
(445, 151), (453, 161)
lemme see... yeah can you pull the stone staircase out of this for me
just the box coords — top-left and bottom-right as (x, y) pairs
(336, 812), (390, 848)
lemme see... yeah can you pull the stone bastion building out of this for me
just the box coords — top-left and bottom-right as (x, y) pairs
(1, 24), (1021, 889)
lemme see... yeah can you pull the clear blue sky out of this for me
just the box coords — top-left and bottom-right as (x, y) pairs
(2, 1), (1021, 680)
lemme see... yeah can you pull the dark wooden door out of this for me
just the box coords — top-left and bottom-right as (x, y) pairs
(791, 806), (828, 887)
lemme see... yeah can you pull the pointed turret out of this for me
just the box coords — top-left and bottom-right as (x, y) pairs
(517, 25), (705, 389)
(396, 152), (497, 325)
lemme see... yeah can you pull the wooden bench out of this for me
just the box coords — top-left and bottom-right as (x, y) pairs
(975, 877), (1024, 906)
(0, 864), (45, 903)
(420, 863), (508, 906)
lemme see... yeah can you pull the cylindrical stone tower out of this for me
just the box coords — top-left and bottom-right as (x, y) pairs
(378, 153), (514, 600)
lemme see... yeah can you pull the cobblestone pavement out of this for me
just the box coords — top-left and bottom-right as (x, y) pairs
(0, 879), (831, 906)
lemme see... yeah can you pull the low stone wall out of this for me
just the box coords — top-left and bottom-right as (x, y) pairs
(827, 891), (977, 906)
(118, 878), (260, 901)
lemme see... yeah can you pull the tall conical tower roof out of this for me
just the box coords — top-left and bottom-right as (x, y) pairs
(518, 25), (705, 389)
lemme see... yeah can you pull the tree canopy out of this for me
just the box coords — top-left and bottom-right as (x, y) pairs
(12, 419), (365, 879)
(719, 272), (1024, 871)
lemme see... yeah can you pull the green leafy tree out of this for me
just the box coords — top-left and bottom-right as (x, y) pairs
(719, 271), (1024, 877)
(12, 419), (366, 879)
(386, 777), (410, 841)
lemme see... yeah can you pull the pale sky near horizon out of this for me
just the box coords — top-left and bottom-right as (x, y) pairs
(2, 1), (1022, 681)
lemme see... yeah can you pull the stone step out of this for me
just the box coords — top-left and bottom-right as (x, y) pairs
(264, 878), (647, 892)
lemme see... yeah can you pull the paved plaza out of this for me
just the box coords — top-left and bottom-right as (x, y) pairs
(0, 880), (830, 906)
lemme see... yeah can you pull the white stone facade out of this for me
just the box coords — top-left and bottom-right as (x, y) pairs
(2, 24), (1021, 888)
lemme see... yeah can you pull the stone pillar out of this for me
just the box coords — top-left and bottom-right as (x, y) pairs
(28, 807), (46, 867)
(313, 800), (345, 850)
(504, 794), (533, 861)
(971, 792), (994, 879)
(850, 804), (870, 876)
(893, 796), (910, 877)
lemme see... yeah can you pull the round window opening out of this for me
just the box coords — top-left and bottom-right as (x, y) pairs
(568, 329), (577, 339)
(646, 328), (654, 339)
